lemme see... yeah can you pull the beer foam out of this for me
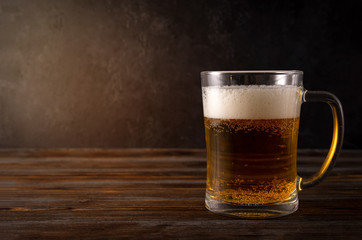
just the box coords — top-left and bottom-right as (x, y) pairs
(202, 85), (302, 119)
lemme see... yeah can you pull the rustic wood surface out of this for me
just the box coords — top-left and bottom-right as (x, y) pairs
(0, 149), (361, 239)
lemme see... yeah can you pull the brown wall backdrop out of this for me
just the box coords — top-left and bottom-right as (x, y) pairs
(0, 0), (361, 148)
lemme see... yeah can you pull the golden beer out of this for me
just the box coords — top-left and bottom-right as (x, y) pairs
(205, 117), (299, 205)
(201, 70), (344, 218)
(202, 84), (303, 207)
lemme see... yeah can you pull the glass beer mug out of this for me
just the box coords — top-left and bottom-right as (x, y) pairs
(201, 71), (344, 218)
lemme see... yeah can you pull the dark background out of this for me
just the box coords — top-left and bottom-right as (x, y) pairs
(0, 0), (361, 149)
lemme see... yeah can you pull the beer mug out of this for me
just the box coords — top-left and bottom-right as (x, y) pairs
(201, 71), (344, 218)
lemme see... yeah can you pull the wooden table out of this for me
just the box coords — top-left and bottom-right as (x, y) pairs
(0, 149), (361, 239)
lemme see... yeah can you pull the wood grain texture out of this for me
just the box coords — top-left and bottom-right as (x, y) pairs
(0, 149), (361, 239)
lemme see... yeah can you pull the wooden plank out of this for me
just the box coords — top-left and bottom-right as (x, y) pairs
(0, 149), (361, 239)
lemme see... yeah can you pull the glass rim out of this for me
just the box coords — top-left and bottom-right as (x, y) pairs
(201, 70), (303, 75)
(201, 70), (303, 87)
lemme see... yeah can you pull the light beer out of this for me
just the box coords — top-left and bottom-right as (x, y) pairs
(202, 85), (303, 205)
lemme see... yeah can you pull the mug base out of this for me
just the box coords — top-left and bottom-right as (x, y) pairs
(205, 192), (298, 219)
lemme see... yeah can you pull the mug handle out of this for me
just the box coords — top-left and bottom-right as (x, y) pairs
(297, 90), (344, 191)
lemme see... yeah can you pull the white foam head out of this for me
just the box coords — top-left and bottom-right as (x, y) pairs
(202, 85), (302, 119)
